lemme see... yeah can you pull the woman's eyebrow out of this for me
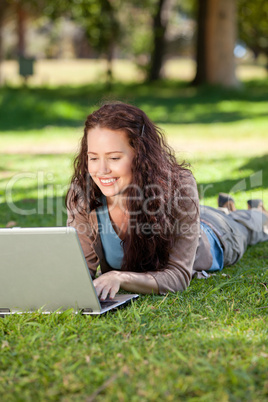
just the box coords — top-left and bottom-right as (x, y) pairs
(87, 151), (124, 155)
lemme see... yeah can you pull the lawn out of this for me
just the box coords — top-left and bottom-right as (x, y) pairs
(0, 77), (268, 401)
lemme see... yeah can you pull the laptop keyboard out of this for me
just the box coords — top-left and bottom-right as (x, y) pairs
(99, 300), (117, 309)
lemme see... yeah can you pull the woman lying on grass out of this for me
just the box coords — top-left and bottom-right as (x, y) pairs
(66, 102), (268, 300)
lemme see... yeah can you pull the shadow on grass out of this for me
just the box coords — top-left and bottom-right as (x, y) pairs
(0, 79), (268, 131)
(197, 154), (268, 200)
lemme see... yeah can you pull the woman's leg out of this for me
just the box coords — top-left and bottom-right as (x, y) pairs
(229, 209), (268, 245)
(200, 206), (250, 266)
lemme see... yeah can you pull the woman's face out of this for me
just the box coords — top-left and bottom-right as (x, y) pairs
(87, 127), (135, 202)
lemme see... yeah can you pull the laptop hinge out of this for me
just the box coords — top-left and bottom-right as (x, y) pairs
(81, 308), (93, 313)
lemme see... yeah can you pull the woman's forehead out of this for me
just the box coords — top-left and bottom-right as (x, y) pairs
(87, 127), (133, 154)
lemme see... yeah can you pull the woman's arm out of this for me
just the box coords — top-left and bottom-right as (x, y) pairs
(148, 177), (200, 294)
(93, 270), (159, 300)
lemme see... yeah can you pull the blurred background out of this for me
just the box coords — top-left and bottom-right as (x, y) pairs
(0, 0), (268, 227)
(0, 0), (267, 85)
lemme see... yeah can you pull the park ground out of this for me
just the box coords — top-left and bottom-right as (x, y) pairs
(0, 59), (268, 401)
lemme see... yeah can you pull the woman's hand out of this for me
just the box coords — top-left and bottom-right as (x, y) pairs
(93, 271), (122, 300)
(93, 270), (159, 299)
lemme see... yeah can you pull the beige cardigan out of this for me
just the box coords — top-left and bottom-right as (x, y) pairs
(67, 176), (212, 294)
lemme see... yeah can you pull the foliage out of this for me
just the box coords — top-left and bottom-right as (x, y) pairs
(34, 0), (121, 59)
(238, 0), (268, 59)
(118, 1), (153, 62)
(69, 0), (120, 56)
(1, 0), (197, 79)
(177, 0), (196, 17)
(2, 0), (268, 85)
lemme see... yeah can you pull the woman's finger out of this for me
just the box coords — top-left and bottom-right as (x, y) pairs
(99, 286), (110, 301)
(109, 285), (118, 299)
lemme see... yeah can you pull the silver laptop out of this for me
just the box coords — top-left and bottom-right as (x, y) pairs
(0, 227), (138, 315)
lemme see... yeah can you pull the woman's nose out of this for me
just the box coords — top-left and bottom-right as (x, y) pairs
(98, 159), (111, 175)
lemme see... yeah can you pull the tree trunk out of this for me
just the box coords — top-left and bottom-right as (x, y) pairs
(193, 0), (238, 87)
(148, 0), (172, 81)
(0, 0), (9, 85)
(192, 0), (208, 85)
(106, 41), (114, 89)
(17, 3), (26, 57)
(0, 13), (4, 85)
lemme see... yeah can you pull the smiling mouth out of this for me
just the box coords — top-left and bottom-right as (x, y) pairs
(99, 178), (119, 186)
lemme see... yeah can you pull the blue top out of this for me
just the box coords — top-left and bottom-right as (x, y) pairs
(96, 196), (124, 269)
(96, 197), (224, 273)
(200, 222), (224, 272)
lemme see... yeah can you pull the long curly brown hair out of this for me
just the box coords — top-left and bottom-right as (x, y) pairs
(66, 102), (197, 272)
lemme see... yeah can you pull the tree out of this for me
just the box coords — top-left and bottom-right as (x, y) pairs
(71, 0), (120, 83)
(16, 1), (27, 57)
(237, 0), (268, 67)
(36, 0), (120, 83)
(6, 0), (40, 57)
(148, 0), (174, 81)
(0, 0), (11, 84)
(0, 0), (43, 85)
(193, 0), (238, 87)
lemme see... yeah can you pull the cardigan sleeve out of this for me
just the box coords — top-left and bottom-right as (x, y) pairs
(147, 174), (200, 294)
(66, 192), (99, 279)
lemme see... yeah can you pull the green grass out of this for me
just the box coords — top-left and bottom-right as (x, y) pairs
(0, 79), (268, 401)
(0, 258), (268, 401)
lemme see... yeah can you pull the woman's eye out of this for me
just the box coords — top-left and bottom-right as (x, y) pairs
(89, 158), (98, 161)
(111, 157), (120, 161)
